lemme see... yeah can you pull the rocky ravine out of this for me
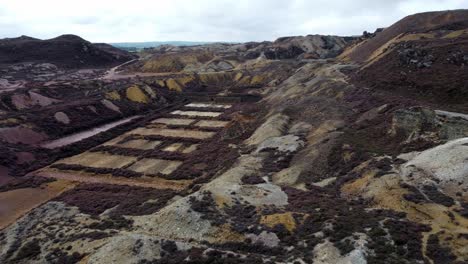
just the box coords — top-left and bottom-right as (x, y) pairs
(1, 10), (468, 264)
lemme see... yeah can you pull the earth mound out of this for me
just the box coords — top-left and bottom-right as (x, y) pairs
(344, 10), (468, 112)
(0, 34), (135, 68)
(127, 34), (349, 74)
(342, 9), (468, 63)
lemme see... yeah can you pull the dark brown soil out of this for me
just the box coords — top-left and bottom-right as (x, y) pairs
(401, 183), (456, 208)
(422, 185), (455, 207)
(12, 239), (41, 261)
(140, 246), (265, 264)
(224, 202), (260, 234)
(55, 183), (177, 217)
(0, 34), (135, 69)
(261, 150), (294, 175)
(64, 231), (112, 242)
(179, 106), (229, 112)
(240, 175), (266, 185)
(45, 248), (85, 264)
(86, 215), (134, 230)
(351, 35), (468, 112)
(0, 176), (55, 192)
(401, 183), (428, 204)
(283, 186), (429, 263)
(0, 166), (13, 186)
(189, 192), (226, 227)
(455, 203), (468, 218)
(346, 10), (468, 63)
(51, 163), (144, 178)
(426, 234), (457, 264)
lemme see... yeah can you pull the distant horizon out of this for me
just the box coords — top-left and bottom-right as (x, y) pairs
(2, 34), (361, 45)
(109, 40), (237, 45)
(109, 41), (226, 50)
(0, 35), (239, 45)
(1, 1), (466, 43)
(0, 30), (365, 44)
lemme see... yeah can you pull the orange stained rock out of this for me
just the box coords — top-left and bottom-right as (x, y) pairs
(0, 179), (76, 230)
(260, 212), (304, 233)
(341, 168), (468, 261)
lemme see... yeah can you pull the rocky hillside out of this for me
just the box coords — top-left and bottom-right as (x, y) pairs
(341, 9), (468, 63)
(127, 34), (349, 74)
(0, 34), (135, 68)
(0, 9), (467, 264)
(342, 10), (468, 112)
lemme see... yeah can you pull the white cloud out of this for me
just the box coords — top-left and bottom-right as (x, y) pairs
(0, 0), (466, 42)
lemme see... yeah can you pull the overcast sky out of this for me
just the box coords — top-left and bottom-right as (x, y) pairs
(0, 0), (466, 43)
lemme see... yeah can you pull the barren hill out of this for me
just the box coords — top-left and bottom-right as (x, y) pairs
(342, 10), (468, 112)
(0, 34), (135, 68)
(342, 9), (468, 63)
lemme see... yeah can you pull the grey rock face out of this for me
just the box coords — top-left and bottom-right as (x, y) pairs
(391, 107), (468, 141)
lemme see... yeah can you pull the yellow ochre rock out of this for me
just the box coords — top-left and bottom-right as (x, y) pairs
(261, 212), (299, 232)
(234, 72), (244, 81)
(250, 74), (268, 86)
(105, 91), (121, 100)
(237, 75), (252, 86)
(166, 79), (183, 92)
(126, 85), (149, 103)
(199, 72), (236, 85)
(176, 75), (195, 86)
(154, 80), (166, 88)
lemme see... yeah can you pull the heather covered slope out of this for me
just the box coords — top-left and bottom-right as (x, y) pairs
(351, 33), (468, 111)
(341, 9), (468, 112)
(0, 34), (135, 68)
(341, 9), (468, 63)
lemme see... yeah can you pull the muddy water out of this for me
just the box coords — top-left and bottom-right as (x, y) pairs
(41, 116), (140, 149)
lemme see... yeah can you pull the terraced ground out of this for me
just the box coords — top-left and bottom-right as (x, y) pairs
(36, 101), (234, 190)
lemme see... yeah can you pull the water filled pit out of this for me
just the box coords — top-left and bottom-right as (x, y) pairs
(170, 110), (222, 118)
(34, 101), (233, 190)
(185, 103), (232, 109)
(41, 115), (140, 149)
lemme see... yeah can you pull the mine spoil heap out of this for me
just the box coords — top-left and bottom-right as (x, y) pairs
(1, 9), (468, 264)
